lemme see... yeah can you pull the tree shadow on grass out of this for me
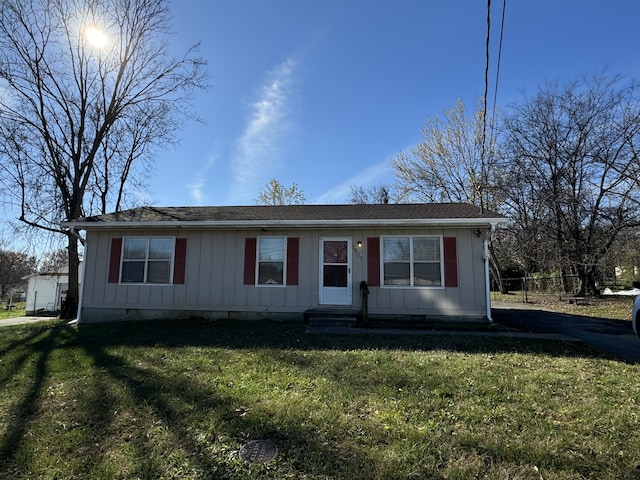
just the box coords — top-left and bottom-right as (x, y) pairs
(0, 323), (398, 479)
(70, 318), (636, 479)
(0, 325), (76, 476)
(75, 342), (390, 479)
(75, 318), (610, 362)
(0, 318), (629, 479)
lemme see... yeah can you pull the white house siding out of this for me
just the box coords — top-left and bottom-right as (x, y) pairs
(363, 227), (485, 317)
(80, 227), (487, 323)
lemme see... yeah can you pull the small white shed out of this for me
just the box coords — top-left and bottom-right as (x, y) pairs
(23, 263), (83, 314)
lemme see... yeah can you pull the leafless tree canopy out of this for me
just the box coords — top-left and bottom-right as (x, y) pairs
(390, 99), (501, 211)
(501, 73), (640, 294)
(349, 184), (392, 205)
(255, 178), (307, 205)
(0, 0), (208, 317)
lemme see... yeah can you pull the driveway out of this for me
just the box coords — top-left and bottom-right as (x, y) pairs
(0, 316), (65, 327)
(492, 302), (640, 364)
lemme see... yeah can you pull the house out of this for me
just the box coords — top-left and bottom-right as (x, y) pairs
(62, 203), (507, 324)
(23, 263), (83, 314)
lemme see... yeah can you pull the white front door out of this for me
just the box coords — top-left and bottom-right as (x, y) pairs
(319, 237), (352, 305)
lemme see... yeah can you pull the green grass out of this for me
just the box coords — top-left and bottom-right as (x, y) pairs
(1, 319), (639, 479)
(0, 302), (26, 320)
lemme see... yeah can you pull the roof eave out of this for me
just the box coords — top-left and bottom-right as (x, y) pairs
(62, 217), (508, 230)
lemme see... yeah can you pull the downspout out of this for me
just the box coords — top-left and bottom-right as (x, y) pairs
(71, 227), (87, 324)
(484, 224), (496, 323)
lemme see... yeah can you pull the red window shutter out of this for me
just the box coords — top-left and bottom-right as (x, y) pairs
(173, 238), (187, 284)
(367, 237), (380, 286)
(243, 237), (257, 285)
(108, 238), (122, 283)
(443, 237), (458, 287)
(286, 237), (299, 285)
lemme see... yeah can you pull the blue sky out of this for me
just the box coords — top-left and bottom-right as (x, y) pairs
(152, 0), (640, 207)
(3, 0), (640, 242)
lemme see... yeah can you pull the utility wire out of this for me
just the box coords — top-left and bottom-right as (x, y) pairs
(481, 0), (507, 211)
(481, 0), (491, 156)
(480, 0), (491, 211)
(491, 0), (507, 131)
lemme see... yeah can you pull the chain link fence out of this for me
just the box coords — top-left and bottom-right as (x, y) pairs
(493, 274), (583, 303)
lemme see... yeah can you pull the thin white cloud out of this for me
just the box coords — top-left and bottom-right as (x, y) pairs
(188, 154), (216, 205)
(228, 56), (298, 203)
(314, 161), (392, 204)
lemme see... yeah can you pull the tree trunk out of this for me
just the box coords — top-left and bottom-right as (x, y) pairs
(561, 266), (573, 294)
(577, 271), (587, 296)
(585, 266), (601, 297)
(60, 233), (79, 320)
(488, 240), (507, 294)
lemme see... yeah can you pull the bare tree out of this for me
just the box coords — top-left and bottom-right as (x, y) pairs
(496, 158), (561, 277)
(255, 178), (307, 205)
(390, 99), (502, 211)
(39, 248), (70, 274)
(0, 0), (208, 318)
(349, 184), (393, 204)
(502, 73), (640, 295)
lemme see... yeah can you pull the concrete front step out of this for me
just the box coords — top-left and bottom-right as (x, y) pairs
(306, 316), (358, 327)
(303, 307), (363, 326)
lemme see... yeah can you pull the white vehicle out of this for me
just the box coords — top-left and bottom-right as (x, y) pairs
(633, 295), (640, 338)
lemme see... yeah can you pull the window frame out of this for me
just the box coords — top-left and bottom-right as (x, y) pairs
(380, 235), (444, 289)
(255, 236), (288, 287)
(120, 236), (175, 285)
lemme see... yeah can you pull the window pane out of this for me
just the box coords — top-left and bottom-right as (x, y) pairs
(323, 241), (348, 263)
(147, 261), (171, 283)
(121, 261), (144, 282)
(258, 262), (284, 285)
(123, 238), (147, 260)
(323, 265), (348, 287)
(259, 237), (285, 261)
(414, 263), (442, 286)
(414, 237), (440, 262)
(149, 238), (173, 259)
(383, 262), (411, 285)
(383, 237), (410, 262)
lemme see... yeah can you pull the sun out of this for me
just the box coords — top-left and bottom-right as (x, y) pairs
(84, 26), (108, 48)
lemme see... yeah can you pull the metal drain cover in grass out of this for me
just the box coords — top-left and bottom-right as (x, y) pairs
(239, 440), (278, 463)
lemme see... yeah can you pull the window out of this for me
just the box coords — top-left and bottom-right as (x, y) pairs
(382, 236), (442, 287)
(257, 237), (285, 285)
(121, 237), (174, 284)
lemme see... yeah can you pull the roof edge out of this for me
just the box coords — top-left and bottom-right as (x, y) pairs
(63, 217), (508, 230)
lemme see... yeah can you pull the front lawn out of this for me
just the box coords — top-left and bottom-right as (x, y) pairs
(0, 320), (639, 479)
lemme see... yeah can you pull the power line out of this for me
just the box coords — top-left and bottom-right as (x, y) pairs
(480, 0), (492, 211)
(481, 0), (491, 163)
(492, 0), (507, 128)
(480, 0), (506, 211)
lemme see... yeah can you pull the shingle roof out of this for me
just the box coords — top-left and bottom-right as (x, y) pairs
(66, 203), (506, 229)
